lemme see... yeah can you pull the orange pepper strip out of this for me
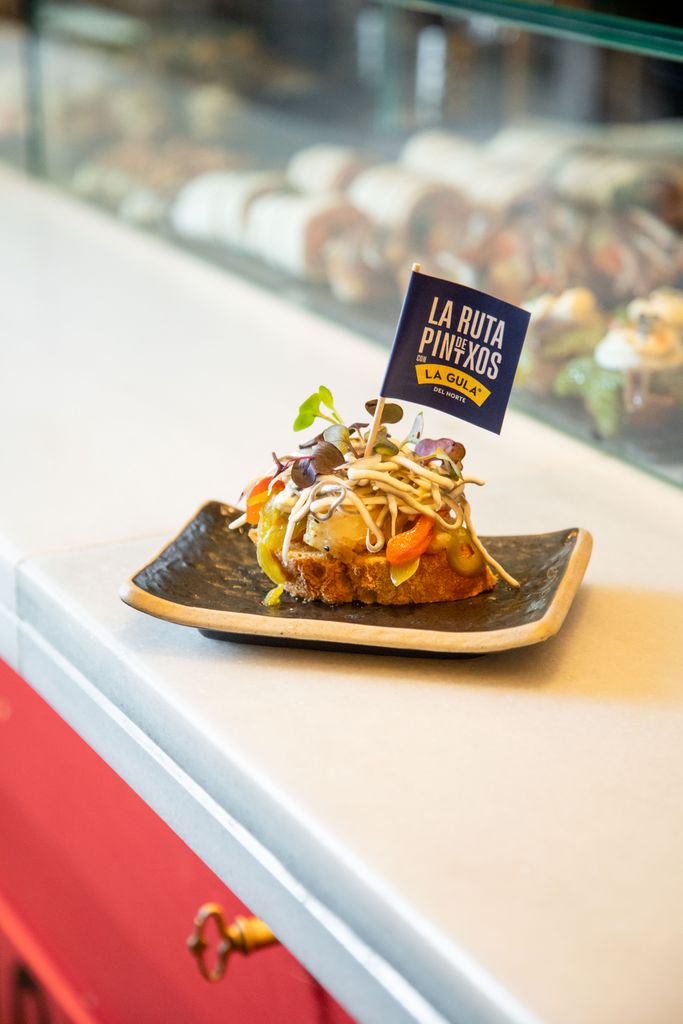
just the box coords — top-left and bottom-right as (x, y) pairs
(246, 476), (284, 525)
(386, 514), (434, 565)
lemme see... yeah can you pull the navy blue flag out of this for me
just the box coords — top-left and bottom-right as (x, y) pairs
(381, 268), (530, 434)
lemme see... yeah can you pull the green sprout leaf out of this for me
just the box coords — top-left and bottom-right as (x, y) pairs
(302, 392), (322, 412)
(293, 391), (323, 431)
(318, 385), (334, 408)
(293, 409), (316, 432)
(293, 386), (344, 431)
(318, 385), (345, 424)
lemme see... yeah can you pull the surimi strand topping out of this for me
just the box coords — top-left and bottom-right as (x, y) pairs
(230, 432), (519, 587)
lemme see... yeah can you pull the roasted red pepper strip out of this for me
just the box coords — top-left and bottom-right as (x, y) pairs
(246, 476), (284, 525)
(386, 514), (434, 565)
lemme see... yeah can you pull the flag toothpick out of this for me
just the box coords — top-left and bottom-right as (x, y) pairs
(375, 260), (529, 437)
(364, 262), (421, 456)
(363, 398), (385, 457)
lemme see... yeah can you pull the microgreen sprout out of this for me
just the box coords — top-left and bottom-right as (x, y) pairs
(403, 411), (424, 447)
(414, 438), (466, 463)
(414, 438), (465, 478)
(293, 386), (345, 432)
(291, 439), (345, 489)
(298, 431), (324, 450)
(435, 448), (462, 480)
(322, 423), (351, 454)
(364, 399), (404, 425)
(373, 427), (399, 457)
(272, 451), (286, 475)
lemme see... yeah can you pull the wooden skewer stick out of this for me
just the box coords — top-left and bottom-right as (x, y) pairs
(363, 397), (385, 457)
(364, 263), (421, 456)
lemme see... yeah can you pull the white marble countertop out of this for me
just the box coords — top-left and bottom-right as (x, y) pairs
(2, 166), (683, 1024)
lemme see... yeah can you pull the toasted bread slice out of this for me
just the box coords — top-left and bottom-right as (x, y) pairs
(277, 544), (496, 605)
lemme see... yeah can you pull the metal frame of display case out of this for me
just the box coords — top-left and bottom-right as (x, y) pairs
(405, 0), (683, 61)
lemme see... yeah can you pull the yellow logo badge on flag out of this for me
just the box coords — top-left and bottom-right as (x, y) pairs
(414, 365), (491, 407)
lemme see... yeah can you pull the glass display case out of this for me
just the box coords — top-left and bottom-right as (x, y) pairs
(4, 1), (683, 484)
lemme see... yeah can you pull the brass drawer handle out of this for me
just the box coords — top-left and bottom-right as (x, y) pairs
(187, 902), (278, 982)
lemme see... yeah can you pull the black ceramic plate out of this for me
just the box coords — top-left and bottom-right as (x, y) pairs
(120, 501), (592, 657)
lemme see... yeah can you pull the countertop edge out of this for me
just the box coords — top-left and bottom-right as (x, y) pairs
(11, 610), (515, 1024)
(10, 557), (542, 1024)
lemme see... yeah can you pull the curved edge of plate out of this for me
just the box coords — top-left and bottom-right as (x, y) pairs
(119, 526), (593, 655)
(535, 525), (593, 642)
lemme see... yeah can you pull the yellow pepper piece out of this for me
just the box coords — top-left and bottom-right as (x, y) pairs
(447, 528), (485, 577)
(389, 557), (420, 587)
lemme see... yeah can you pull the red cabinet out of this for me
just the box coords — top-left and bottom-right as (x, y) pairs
(0, 659), (355, 1024)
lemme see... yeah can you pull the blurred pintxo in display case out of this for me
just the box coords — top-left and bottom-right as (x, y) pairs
(4, 0), (683, 483)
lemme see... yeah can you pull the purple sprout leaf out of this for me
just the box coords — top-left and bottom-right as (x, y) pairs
(291, 441), (345, 490)
(365, 399), (404, 424)
(291, 458), (318, 489)
(298, 431), (324, 450)
(414, 437), (466, 463)
(322, 423), (351, 455)
(312, 440), (346, 475)
(272, 451), (286, 475)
